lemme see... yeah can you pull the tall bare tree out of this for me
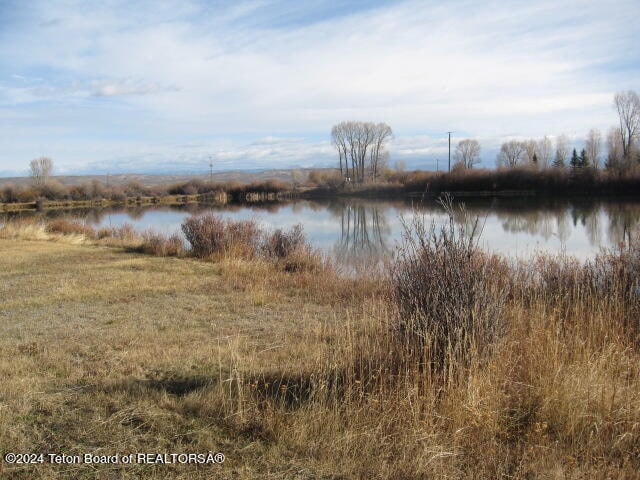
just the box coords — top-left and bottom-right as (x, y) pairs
(29, 157), (54, 187)
(536, 136), (553, 168)
(614, 90), (640, 159)
(331, 125), (348, 176)
(497, 140), (526, 167)
(453, 139), (481, 169)
(585, 128), (602, 169)
(606, 126), (624, 171)
(331, 121), (392, 183)
(522, 139), (538, 166)
(553, 134), (570, 168)
(369, 123), (393, 181)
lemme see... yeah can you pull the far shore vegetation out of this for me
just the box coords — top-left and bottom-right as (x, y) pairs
(2, 90), (640, 212)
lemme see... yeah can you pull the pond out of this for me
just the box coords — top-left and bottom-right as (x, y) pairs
(5, 197), (640, 267)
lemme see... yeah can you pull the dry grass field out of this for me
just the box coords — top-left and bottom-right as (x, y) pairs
(0, 216), (639, 479)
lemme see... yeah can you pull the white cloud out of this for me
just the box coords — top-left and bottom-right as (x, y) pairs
(90, 79), (179, 97)
(0, 0), (639, 174)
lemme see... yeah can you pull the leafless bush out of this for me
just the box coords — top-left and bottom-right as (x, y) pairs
(137, 231), (184, 256)
(390, 197), (509, 368)
(46, 219), (96, 238)
(96, 227), (117, 239)
(181, 214), (260, 258)
(0, 183), (21, 203)
(261, 224), (306, 259)
(307, 169), (344, 188)
(95, 224), (136, 239)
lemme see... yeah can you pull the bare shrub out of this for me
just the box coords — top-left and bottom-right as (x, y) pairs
(181, 214), (260, 258)
(308, 169), (344, 188)
(259, 224), (323, 272)
(390, 198), (509, 369)
(37, 180), (67, 200)
(137, 231), (184, 256)
(96, 227), (117, 239)
(262, 224), (305, 259)
(0, 183), (21, 203)
(111, 223), (137, 241)
(182, 214), (225, 257)
(46, 219), (96, 238)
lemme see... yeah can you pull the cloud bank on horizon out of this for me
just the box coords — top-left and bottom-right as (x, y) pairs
(0, 0), (639, 176)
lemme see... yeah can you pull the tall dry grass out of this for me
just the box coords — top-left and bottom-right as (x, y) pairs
(184, 203), (640, 478)
(1, 208), (638, 477)
(0, 218), (141, 248)
(134, 230), (185, 256)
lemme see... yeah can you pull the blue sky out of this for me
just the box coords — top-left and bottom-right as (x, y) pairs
(1, 0), (639, 176)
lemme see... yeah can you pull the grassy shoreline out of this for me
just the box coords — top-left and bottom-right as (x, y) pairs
(1, 218), (639, 479)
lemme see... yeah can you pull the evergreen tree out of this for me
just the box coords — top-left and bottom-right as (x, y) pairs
(579, 148), (589, 168)
(570, 148), (580, 169)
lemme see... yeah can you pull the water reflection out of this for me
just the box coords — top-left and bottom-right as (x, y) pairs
(329, 201), (392, 270)
(3, 197), (640, 263)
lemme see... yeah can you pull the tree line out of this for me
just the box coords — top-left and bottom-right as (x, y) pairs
(331, 90), (640, 178)
(473, 90), (640, 172)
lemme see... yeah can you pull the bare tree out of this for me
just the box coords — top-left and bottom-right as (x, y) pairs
(536, 136), (553, 168)
(522, 139), (538, 166)
(378, 150), (390, 176)
(453, 139), (481, 169)
(606, 126), (624, 172)
(290, 169), (303, 189)
(613, 90), (640, 159)
(496, 140), (526, 167)
(553, 134), (570, 168)
(29, 157), (54, 187)
(585, 128), (602, 169)
(331, 125), (348, 176)
(331, 121), (392, 183)
(368, 122), (393, 181)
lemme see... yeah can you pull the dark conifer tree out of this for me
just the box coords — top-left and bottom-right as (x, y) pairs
(579, 148), (589, 168)
(570, 148), (580, 169)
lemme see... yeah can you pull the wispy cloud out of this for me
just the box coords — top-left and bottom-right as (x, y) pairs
(90, 79), (179, 97)
(0, 0), (638, 175)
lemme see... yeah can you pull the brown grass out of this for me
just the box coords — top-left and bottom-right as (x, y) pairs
(134, 230), (185, 257)
(45, 219), (97, 238)
(0, 213), (638, 478)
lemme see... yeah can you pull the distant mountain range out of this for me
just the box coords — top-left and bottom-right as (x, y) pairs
(0, 168), (320, 187)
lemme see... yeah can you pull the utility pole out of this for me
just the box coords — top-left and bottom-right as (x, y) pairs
(208, 156), (213, 183)
(447, 132), (453, 172)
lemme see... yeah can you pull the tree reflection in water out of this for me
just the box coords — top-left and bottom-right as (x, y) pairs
(329, 201), (392, 273)
(4, 197), (640, 260)
(488, 198), (640, 251)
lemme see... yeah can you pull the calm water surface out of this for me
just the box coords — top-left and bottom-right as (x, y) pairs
(6, 197), (640, 267)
